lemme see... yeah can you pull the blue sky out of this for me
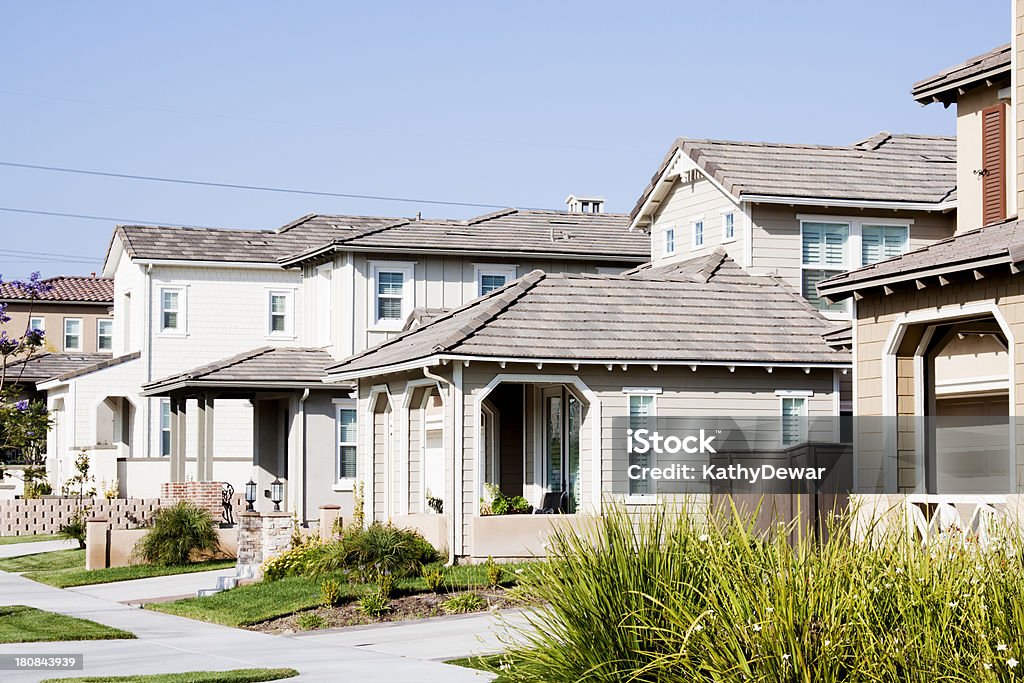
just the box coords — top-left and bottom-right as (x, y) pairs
(0, 1), (1009, 277)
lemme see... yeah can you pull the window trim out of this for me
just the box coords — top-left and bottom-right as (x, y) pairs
(369, 261), (416, 331)
(63, 317), (83, 352)
(625, 389), (660, 501)
(266, 288), (296, 339)
(778, 393), (810, 447)
(691, 216), (705, 249)
(473, 263), (518, 297)
(157, 286), (187, 336)
(664, 227), (676, 255)
(860, 224), (909, 266)
(721, 209), (737, 243)
(96, 318), (114, 352)
(29, 316), (45, 333)
(334, 399), (358, 489)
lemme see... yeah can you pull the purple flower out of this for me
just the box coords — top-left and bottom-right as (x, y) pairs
(14, 400), (29, 412)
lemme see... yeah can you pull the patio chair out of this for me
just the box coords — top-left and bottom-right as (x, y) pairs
(534, 490), (569, 514)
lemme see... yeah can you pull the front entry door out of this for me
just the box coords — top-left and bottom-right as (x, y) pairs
(543, 387), (581, 513)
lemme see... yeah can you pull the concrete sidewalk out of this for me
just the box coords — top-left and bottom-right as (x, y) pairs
(0, 571), (495, 682)
(0, 539), (77, 559)
(69, 567), (236, 603)
(291, 608), (533, 662)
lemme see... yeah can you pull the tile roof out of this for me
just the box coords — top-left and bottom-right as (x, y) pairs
(818, 216), (1024, 300)
(279, 209), (649, 266)
(3, 352), (114, 385)
(142, 346), (336, 395)
(326, 250), (848, 379)
(40, 352), (141, 386)
(107, 210), (646, 269)
(629, 132), (957, 223)
(911, 44), (1010, 105)
(0, 276), (113, 303)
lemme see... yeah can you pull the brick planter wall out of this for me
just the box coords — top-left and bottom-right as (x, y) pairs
(160, 481), (235, 520)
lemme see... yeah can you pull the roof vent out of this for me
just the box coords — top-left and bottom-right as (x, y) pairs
(565, 194), (605, 214)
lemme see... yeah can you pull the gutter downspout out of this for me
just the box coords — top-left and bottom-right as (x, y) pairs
(145, 264), (153, 457)
(297, 388), (310, 524)
(423, 364), (457, 566)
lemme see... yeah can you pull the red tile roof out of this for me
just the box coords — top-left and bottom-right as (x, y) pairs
(0, 275), (114, 303)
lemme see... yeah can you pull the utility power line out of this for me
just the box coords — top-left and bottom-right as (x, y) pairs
(0, 160), (546, 211)
(0, 206), (250, 229)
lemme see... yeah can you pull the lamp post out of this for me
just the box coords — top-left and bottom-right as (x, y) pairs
(270, 478), (284, 512)
(244, 479), (256, 512)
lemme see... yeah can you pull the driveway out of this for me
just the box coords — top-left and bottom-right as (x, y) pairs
(0, 570), (495, 682)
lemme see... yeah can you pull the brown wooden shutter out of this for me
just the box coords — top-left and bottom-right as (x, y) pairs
(981, 104), (1007, 225)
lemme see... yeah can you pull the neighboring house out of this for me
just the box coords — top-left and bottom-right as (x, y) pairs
(319, 249), (850, 560)
(40, 205), (649, 513)
(627, 133), (957, 320)
(0, 275), (114, 354)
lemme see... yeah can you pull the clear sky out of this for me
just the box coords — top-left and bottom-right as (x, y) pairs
(0, 1), (1010, 278)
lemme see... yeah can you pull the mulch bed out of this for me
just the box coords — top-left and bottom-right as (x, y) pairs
(248, 586), (523, 633)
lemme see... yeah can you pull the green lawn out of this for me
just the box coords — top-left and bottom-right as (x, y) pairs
(40, 669), (298, 683)
(0, 605), (134, 643)
(149, 562), (536, 628)
(0, 548), (84, 573)
(448, 654), (513, 681)
(0, 533), (63, 545)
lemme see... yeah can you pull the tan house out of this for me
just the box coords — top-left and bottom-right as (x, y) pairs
(0, 275), (114, 355)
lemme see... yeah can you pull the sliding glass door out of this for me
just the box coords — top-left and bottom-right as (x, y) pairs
(543, 387), (581, 513)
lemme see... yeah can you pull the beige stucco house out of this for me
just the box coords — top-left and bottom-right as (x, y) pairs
(0, 275), (114, 356)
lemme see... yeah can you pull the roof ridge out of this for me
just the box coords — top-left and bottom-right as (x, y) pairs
(183, 346), (274, 380)
(466, 208), (518, 225)
(274, 213), (318, 233)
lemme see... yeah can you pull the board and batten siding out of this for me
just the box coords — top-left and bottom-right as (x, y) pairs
(749, 205), (955, 293)
(647, 174), (744, 267)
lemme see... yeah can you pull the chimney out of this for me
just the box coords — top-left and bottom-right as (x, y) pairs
(565, 194), (605, 214)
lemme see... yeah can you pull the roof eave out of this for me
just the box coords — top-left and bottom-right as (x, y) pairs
(911, 65), (1011, 106)
(741, 195), (956, 212)
(140, 379), (338, 397)
(818, 253), (1012, 301)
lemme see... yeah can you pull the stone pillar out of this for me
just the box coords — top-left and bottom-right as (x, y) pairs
(318, 505), (341, 541)
(85, 517), (109, 570)
(236, 510), (292, 577)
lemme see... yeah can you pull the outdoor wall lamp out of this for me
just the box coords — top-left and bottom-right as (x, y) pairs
(270, 478), (284, 512)
(244, 479), (257, 512)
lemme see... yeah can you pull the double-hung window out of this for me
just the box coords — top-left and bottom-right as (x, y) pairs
(474, 264), (517, 297)
(267, 290), (294, 337)
(336, 402), (358, 484)
(664, 228), (676, 255)
(801, 222), (849, 312)
(627, 391), (658, 495)
(160, 399), (172, 456)
(97, 319), (113, 351)
(780, 396), (808, 446)
(371, 262), (414, 328)
(63, 318), (82, 352)
(160, 287), (185, 334)
(692, 219), (705, 248)
(29, 316), (45, 334)
(861, 225), (908, 265)
(722, 211), (736, 241)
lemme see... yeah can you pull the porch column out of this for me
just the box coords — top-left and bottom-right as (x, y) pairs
(196, 394), (215, 482)
(170, 397), (187, 483)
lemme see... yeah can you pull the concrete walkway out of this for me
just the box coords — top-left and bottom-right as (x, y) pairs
(0, 539), (77, 559)
(291, 608), (533, 662)
(0, 571), (495, 682)
(69, 567), (237, 603)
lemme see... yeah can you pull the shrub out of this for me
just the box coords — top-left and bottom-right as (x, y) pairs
(498, 502), (1024, 682)
(295, 612), (327, 631)
(262, 538), (327, 581)
(422, 564), (446, 593)
(133, 501), (220, 566)
(357, 590), (390, 617)
(377, 572), (395, 598)
(484, 556), (503, 588)
(442, 592), (486, 615)
(312, 522), (438, 578)
(320, 578), (342, 607)
(58, 511), (87, 549)
(481, 482), (531, 516)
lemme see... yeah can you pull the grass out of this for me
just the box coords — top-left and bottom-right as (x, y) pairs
(0, 548), (84, 573)
(39, 668), (299, 683)
(448, 654), (515, 681)
(0, 533), (63, 545)
(27, 559), (236, 588)
(0, 605), (134, 643)
(149, 562), (536, 628)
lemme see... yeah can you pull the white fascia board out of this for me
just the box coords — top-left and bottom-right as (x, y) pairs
(744, 195), (955, 212)
(628, 150), (742, 231)
(132, 259), (285, 270)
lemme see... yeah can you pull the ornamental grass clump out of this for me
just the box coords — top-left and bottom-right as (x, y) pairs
(134, 501), (220, 566)
(498, 501), (1024, 682)
(312, 522), (438, 579)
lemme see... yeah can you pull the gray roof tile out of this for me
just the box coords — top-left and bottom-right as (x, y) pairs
(3, 352), (114, 385)
(911, 44), (1010, 104)
(142, 347), (336, 394)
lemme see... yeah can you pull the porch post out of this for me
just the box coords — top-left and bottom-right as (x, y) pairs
(170, 397), (187, 483)
(196, 394), (215, 482)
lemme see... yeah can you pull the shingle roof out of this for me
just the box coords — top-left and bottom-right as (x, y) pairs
(142, 347), (336, 395)
(0, 276), (113, 303)
(326, 250), (848, 379)
(818, 216), (1024, 300)
(3, 352), (114, 385)
(911, 44), (1010, 105)
(107, 210), (646, 270)
(279, 209), (648, 266)
(629, 132), (957, 223)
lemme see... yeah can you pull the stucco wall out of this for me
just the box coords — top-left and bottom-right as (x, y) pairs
(1, 302), (112, 354)
(957, 85), (1013, 233)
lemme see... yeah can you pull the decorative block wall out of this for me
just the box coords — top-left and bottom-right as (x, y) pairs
(0, 498), (165, 535)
